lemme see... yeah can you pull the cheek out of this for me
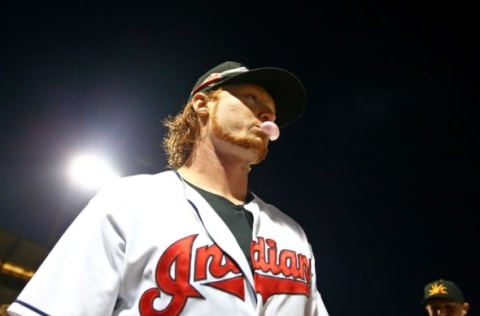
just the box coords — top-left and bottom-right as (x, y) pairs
(217, 106), (248, 128)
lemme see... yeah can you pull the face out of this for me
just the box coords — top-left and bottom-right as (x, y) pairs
(425, 299), (469, 316)
(209, 83), (276, 164)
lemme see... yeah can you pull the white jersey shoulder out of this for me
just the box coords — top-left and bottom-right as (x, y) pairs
(8, 170), (329, 316)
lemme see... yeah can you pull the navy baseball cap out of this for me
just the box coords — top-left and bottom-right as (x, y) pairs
(189, 61), (307, 127)
(421, 279), (465, 306)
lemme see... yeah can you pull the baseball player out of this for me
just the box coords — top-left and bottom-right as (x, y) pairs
(421, 279), (470, 316)
(8, 61), (330, 315)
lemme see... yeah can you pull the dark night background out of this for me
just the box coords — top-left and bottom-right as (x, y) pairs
(1, 1), (478, 315)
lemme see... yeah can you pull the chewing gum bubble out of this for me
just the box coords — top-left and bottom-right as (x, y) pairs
(260, 121), (280, 141)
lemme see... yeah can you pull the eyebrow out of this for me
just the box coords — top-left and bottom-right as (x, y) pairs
(429, 303), (458, 308)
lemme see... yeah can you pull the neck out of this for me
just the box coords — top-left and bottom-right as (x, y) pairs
(177, 152), (251, 205)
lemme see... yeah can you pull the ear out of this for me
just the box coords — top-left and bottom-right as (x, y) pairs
(191, 92), (210, 115)
(463, 302), (470, 314)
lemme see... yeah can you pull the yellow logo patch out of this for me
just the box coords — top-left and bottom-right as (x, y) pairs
(428, 283), (448, 296)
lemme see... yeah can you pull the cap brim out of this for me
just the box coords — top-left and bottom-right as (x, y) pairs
(205, 67), (307, 127)
(421, 295), (463, 306)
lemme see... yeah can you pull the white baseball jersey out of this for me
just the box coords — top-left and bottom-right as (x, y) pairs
(8, 170), (329, 316)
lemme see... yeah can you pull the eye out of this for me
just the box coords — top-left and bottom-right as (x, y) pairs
(244, 94), (257, 103)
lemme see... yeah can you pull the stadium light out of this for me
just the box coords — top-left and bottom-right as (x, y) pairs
(67, 153), (121, 191)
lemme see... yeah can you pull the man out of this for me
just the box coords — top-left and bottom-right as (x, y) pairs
(7, 61), (329, 315)
(422, 279), (470, 316)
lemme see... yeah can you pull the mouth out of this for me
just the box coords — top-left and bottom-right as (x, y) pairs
(253, 125), (269, 138)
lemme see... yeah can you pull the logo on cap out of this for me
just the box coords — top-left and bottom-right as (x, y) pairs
(428, 283), (448, 297)
(190, 66), (249, 96)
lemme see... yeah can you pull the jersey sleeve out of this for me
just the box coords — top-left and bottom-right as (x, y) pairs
(8, 184), (127, 316)
(305, 243), (329, 316)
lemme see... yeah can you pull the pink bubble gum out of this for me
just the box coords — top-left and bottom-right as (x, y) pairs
(260, 121), (280, 141)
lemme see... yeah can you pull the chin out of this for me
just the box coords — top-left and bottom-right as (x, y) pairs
(229, 137), (268, 163)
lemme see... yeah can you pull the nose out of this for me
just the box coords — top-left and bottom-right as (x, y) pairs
(258, 111), (275, 122)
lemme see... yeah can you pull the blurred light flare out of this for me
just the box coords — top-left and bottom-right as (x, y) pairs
(68, 153), (120, 191)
